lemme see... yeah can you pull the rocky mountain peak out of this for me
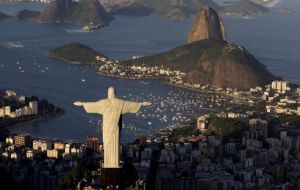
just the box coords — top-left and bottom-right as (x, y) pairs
(188, 6), (226, 43)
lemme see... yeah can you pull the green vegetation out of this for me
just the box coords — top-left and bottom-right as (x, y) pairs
(57, 160), (99, 190)
(49, 43), (105, 64)
(124, 39), (276, 89)
(168, 123), (199, 142)
(268, 115), (300, 128)
(208, 116), (248, 137)
(228, 102), (266, 113)
(125, 39), (225, 72)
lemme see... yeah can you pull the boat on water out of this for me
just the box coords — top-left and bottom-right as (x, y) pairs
(7, 41), (24, 48)
(81, 79), (86, 82)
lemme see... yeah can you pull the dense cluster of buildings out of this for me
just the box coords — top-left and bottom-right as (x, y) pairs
(0, 134), (103, 190)
(1, 80), (300, 190)
(97, 60), (185, 80)
(3, 121), (300, 190)
(0, 90), (39, 118)
(151, 121), (300, 189)
(261, 81), (300, 116)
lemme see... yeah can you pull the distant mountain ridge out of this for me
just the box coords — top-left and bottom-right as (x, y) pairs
(100, 0), (270, 19)
(221, 0), (269, 17)
(101, 0), (221, 20)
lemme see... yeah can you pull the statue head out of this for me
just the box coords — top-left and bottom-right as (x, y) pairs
(108, 87), (116, 99)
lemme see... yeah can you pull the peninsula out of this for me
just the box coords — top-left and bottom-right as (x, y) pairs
(49, 43), (107, 64)
(0, 90), (64, 129)
(51, 7), (277, 90)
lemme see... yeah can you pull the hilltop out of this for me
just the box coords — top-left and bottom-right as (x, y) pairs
(125, 39), (276, 90)
(188, 7), (226, 43)
(123, 6), (276, 90)
(49, 43), (107, 64)
(37, 0), (113, 28)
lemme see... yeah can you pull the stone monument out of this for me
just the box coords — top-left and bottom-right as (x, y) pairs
(74, 87), (151, 187)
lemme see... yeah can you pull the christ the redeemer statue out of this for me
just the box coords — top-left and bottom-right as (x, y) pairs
(74, 87), (151, 168)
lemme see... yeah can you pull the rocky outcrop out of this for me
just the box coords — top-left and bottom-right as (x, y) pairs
(37, 0), (71, 23)
(37, 0), (113, 27)
(124, 7), (276, 90)
(125, 40), (276, 90)
(188, 7), (226, 44)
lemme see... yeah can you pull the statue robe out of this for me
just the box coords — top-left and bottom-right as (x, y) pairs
(81, 98), (142, 168)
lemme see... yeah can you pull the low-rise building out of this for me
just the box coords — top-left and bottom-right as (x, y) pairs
(47, 149), (60, 159)
(14, 134), (32, 147)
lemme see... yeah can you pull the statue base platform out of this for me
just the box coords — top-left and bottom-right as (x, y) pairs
(100, 167), (122, 188)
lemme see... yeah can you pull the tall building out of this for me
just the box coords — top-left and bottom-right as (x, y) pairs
(271, 81), (290, 93)
(249, 119), (268, 139)
(29, 101), (39, 115)
(0, 106), (11, 117)
(87, 136), (99, 152)
(14, 134), (32, 147)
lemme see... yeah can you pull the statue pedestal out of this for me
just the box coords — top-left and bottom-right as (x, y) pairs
(100, 167), (122, 188)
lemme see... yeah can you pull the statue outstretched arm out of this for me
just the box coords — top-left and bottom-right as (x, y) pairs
(74, 101), (84, 107)
(122, 101), (151, 114)
(74, 100), (107, 114)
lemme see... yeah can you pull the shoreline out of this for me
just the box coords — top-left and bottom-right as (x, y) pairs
(1, 109), (65, 132)
(49, 54), (98, 65)
(96, 73), (255, 102)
